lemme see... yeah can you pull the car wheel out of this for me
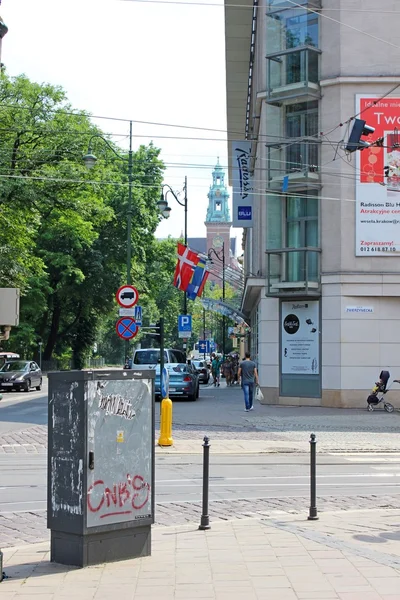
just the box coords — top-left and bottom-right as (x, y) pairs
(24, 379), (31, 392)
(36, 378), (42, 391)
(196, 384), (200, 399)
(188, 390), (197, 401)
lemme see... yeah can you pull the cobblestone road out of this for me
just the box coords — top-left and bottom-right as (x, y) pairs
(2, 493), (400, 549)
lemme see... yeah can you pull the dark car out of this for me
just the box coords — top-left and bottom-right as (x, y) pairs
(0, 360), (42, 392)
(192, 360), (210, 384)
(155, 363), (199, 401)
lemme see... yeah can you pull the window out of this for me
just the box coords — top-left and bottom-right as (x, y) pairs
(286, 195), (318, 281)
(286, 102), (318, 171)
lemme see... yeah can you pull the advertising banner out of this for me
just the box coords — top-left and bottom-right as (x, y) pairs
(281, 301), (319, 375)
(356, 95), (400, 256)
(232, 141), (254, 228)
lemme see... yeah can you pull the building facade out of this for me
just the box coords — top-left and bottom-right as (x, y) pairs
(225, 0), (400, 407)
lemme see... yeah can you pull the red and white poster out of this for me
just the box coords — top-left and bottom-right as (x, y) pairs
(356, 95), (400, 256)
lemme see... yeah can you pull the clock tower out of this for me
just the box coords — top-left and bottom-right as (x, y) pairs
(205, 158), (231, 276)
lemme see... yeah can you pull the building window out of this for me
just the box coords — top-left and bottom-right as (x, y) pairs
(286, 101), (318, 171)
(286, 195), (318, 281)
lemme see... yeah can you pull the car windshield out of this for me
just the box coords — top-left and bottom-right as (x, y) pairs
(192, 361), (204, 368)
(134, 350), (166, 365)
(0, 361), (28, 372)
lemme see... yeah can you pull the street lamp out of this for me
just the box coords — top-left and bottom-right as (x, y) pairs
(83, 121), (134, 287)
(158, 177), (188, 314)
(208, 242), (225, 357)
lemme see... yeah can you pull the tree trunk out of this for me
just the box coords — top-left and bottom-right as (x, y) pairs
(43, 296), (62, 361)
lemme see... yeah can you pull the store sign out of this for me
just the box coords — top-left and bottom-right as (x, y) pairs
(356, 95), (400, 256)
(232, 141), (254, 228)
(281, 301), (319, 375)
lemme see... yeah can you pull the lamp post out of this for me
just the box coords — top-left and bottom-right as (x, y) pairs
(157, 177), (188, 314)
(208, 242), (225, 357)
(83, 122), (134, 356)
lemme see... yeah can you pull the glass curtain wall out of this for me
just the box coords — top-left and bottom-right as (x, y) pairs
(286, 195), (318, 281)
(266, 5), (319, 89)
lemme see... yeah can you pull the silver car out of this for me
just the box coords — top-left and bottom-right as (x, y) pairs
(0, 360), (42, 392)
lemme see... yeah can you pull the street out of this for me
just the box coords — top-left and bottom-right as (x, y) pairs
(1, 379), (400, 548)
(1, 452), (400, 513)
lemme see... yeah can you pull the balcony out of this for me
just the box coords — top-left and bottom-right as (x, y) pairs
(266, 139), (321, 191)
(266, 247), (321, 297)
(266, 46), (321, 106)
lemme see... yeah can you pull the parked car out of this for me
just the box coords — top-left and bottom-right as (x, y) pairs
(192, 360), (210, 384)
(155, 362), (199, 401)
(0, 360), (42, 392)
(132, 348), (187, 368)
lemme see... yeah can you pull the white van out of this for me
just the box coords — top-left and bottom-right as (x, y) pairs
(132, 348), (187, 369)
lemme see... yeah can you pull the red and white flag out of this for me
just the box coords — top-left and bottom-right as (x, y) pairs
(173, 243), (201, 292)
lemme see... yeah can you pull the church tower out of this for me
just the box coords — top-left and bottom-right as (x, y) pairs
(205, 158), (231, 270)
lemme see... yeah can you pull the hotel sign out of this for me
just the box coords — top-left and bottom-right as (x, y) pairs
(232, 141), (254, 228)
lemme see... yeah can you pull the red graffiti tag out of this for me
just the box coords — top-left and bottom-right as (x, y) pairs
(87, 474), (150, 518)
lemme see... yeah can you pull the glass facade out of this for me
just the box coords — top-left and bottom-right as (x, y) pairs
(266, 4), (320, 105)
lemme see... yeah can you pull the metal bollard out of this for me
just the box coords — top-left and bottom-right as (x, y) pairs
(199, 436), (211, 530)
(0, 549), (3, 582)
(158, 397), (173, 447)
(308, 433), (319, 520)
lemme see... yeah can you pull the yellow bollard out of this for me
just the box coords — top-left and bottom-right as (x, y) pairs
(158, 397), (174, 446)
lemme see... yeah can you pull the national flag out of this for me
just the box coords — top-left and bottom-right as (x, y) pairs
(186, 257), (209, 301)
(173, 243), (201, 292)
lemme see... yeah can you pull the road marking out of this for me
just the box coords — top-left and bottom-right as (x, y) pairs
(157, 473), (400, 483)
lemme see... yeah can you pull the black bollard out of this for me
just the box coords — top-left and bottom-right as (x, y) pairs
(0, 549), (3, 582)
(308, 433), (319, 520)
(199, 436), (211, 530)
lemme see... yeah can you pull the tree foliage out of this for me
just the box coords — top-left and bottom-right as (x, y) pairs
(0, 72), (164, 364)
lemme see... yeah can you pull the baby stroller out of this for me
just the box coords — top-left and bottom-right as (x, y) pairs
(367, 370), (397, 413)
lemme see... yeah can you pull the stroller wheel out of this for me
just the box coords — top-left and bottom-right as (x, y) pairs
(368, 404), (374, 412)
(384, 402), (394, 413)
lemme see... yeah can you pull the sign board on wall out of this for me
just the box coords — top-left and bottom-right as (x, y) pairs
(232, 141), (254, 228)
(356, 95), (400, 256)
(281, 301), (319, 375)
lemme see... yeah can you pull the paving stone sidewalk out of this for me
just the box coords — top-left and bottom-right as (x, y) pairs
(2, 422), (400, 455)
(1, 509), (400, 599)
(2, 494), (400, 550)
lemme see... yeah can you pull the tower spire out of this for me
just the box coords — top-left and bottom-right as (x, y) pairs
(205, 159), (231, 223)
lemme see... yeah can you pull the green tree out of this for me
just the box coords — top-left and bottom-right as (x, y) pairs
(0, 73), (164, 364)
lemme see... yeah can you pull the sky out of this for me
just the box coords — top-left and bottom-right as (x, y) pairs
(1, 0), (237, 241)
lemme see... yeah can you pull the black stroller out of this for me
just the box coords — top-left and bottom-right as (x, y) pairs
(367, 370), (396, 413)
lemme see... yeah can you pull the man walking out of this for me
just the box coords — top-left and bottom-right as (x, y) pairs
(211, 354), (222, 387)
(238, 352), (259, 411)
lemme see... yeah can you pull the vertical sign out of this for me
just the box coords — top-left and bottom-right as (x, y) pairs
(281, 301), (319, 375)
(232, 141), (254, 228)
(356, 95), (400, 256)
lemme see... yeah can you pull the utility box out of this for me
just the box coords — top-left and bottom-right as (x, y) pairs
(47, 369), (155, 567)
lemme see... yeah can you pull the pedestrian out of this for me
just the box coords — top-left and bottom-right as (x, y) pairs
(238, 351), (259, 411)
(211, 354), (222, 387)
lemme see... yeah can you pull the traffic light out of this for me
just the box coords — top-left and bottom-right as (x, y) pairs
(345, 119), (375, 153)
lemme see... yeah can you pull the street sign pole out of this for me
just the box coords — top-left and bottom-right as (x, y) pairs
(159, 317), (164, 415)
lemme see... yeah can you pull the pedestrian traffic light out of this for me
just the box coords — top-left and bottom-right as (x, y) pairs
(345, 118), (375, 152)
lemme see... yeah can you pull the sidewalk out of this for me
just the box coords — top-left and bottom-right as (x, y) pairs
(2, 509), (400, 599)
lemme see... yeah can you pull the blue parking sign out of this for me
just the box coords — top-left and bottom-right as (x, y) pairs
(178, 314), (192, 338)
